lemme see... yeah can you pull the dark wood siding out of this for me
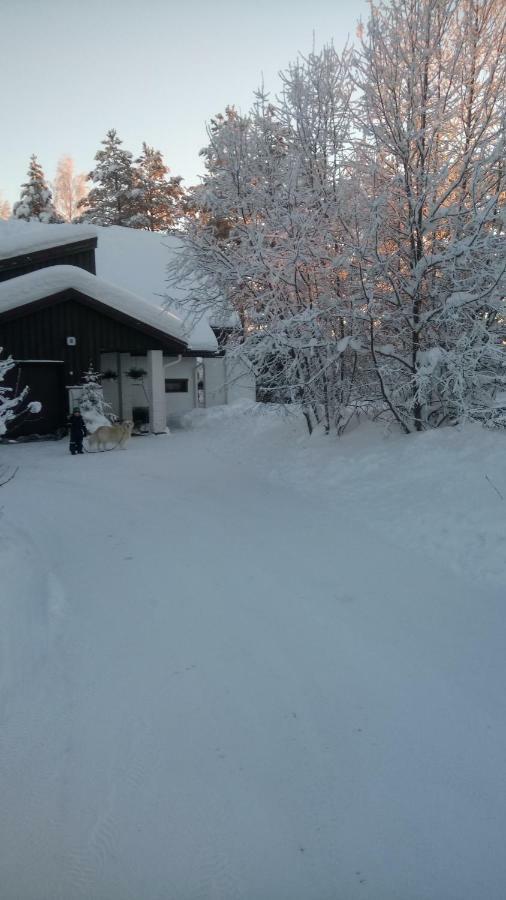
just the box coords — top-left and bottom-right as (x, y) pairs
(0, 238), (97, 282)
(4, 362), (67, 436)
(0, 290), (186, 384)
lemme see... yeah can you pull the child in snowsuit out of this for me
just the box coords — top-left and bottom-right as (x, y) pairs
(69, 407), (87, 455)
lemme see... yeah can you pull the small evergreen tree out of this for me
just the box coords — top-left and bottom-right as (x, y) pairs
(130, 143), (184, 231)
(78, 129), (135, 226)
(13, 156), (63, 223)
(78, 365), (111, 429)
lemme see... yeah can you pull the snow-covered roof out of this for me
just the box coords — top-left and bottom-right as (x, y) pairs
(94, 226), (219, 351)
(0, 221), (220, 352)
(0, 219), (97, 260)
(0, 265), (187, 345)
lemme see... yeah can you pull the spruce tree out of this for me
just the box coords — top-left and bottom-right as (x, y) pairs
(78, 129), (135, 226)
(130, 143), (184, 231)
(79, 365), (111, 428)
(13, 155), (63, 223)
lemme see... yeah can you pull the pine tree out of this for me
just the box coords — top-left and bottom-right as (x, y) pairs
(78, 129), (135, 226)
(130, 143), (184, 231)
(13, 155), (63, 223)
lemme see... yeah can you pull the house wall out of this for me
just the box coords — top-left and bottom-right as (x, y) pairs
(203, 355), (256, 407)
(203, 357), (227, 406)
(163, 356), (198, 424)
(99, 352), (151, 422)
(0, 292), (184, 387)
(100, 353), (198, 427)
(100, 352), (121, 417)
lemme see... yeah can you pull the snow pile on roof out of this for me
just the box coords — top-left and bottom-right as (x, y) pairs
(0, 265), (186, 344)
(0, 219), (97, 260)
(0, 220), (220, 352)
(94, 226), (219, 351)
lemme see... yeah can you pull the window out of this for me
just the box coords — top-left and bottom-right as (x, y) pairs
(165, 378), (188, 393)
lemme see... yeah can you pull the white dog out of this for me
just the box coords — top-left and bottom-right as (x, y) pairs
(87, 420), (134, 452)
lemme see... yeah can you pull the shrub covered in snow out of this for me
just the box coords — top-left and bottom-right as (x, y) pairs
(0, 349), (41, 436)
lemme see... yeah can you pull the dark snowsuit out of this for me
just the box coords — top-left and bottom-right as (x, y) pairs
(69, 414), (87, 455)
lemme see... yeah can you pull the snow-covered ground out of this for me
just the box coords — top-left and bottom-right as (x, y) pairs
(1, 406), (506, 900)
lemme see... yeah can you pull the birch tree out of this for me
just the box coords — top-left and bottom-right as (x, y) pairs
(169, 47), (357, 432)
(53, 155), (88, 221)
(170, 3), (505, 434)
(0, 193), (11, 220)
(348, 0), (506, 431)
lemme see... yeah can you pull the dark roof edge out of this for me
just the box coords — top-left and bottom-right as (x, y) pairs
(0, 237), (98, 271)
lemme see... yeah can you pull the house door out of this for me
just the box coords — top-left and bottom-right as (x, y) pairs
(5, 362), (67, 437)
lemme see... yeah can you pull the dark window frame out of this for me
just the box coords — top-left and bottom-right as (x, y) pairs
(165, 378), (189, 393)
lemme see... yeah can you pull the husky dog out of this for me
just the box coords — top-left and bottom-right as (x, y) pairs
(87, 420), (134, 452)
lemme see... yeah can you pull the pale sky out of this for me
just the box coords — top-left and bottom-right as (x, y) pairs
(1, 0), (368, 206)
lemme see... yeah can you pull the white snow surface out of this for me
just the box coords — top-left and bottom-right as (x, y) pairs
(0, 264), (186, 344)
(0, 219), (97, 260)
(94, 225), (218, 351)
(1, 410), (506, 899)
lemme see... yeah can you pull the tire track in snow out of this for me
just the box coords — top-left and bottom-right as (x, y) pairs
(57, 799), (120, 900)
(184, 785), (247, 900)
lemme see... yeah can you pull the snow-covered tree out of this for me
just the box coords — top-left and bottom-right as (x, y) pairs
(168, 3), (505, 436)
(169, 47), (357, 433)
(13, 156), (63, 223)
(52, 155), (88, 221)
(348, 0), (506, 431)
(78, 130), (135, 226)
(0, 349), (41, 437)
(78, 365), (112, 429)
(0, 192), (11, 220)
(130, 143), (184, 231)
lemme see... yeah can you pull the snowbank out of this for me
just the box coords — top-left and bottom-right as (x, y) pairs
(277, 421), (506, 589)
(182, 403), (506, 589)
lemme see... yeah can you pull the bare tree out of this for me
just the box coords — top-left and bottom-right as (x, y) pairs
(53, 155), (88, 221)
(0, 192), (11, 220)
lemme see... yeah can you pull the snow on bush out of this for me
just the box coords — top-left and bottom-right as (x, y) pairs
(0, 349), (41, 437)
